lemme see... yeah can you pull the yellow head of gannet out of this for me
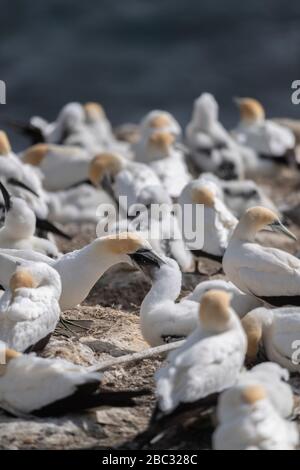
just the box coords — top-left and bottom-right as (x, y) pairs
(241, 313), (262, 362)
(148, 131), (175, 153)
(10, 269), (37, 294)
(199, 289), (231, 332)
(0, 347), (21, 376)
(84, 102), (105, 123)
(191, 186), (215, 208)
(241, 384), (267, 405)
(23, 143), (49, 166)
(235, 206), (297, 241)
(149, 113), (172, 130)
(88, 152), (124, 186)
(234, 98), (266, 124)
(0, 131), (11, 156)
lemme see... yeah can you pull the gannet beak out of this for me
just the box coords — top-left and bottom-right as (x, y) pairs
(0, 181), (11, 212)
(129, 248), (165, 272)
(270, 220), (297, 241)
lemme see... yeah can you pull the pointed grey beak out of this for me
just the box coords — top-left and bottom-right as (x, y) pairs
(270, 220), (297, 241)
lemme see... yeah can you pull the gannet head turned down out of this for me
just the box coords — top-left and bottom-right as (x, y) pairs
(237, 206), (297, 241)
(0, 131), (11, 156)
(241, 313), (263, 362)
(84, 102), (105, 123)
(199, 289), (232, 332)
(241, 384), (267, 405)
(10, 269), (37, 294)
(100, 232), (165, 270)
(89, 152), (124, 186)
(148, 132), (175, 154)
(23, 143), (49, 166)
(234, 98), (266, 124)
(191, 186), (215, 208)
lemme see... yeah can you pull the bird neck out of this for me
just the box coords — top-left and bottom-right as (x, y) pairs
(231, 220), (257, 242)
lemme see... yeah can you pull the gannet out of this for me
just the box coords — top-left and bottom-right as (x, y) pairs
(185, 279), (262, 318)
(185, 93), (244, 180)
(223, 206), (300, 306)
(155, 290), (247, 416)
(0, 232), (164, 311)
(0, 183), (60, 258)
(233, 98), (296, 163)
(0, 346), (148, 416)
(237, 363), (294, 418)
(22, 144), (92, 191)
(242, 306), (300, 372)
(138, 257), (198, 346)
(213, 384), (298, 450)
(178, 182), (237, 266)
(146, 132), (191, 198)
(0, 262), (61, 352)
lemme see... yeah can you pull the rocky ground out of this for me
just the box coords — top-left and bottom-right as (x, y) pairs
(1, 167), (300, 450)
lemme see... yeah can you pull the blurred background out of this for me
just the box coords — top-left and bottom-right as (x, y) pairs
(0, 0), (300, 147)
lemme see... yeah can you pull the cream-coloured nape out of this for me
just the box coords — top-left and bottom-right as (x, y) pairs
(88, 152), (122, 186)
(191, 186), (215, 207)
(241, 384), (267, 405)
(235, 97), (265, 123)
(0, 348), (21, 376)
(102, 232), (146, 255)
(148, 131), (175, 149)
(199, 289), (231, 330)
(241, 314), (262, 361)
(149, 114), (172, 129)
(84, 102), (105, 120)
(23, 144), (49, 166)
(0, 131), (11, 155)
(10, 270), (36, 293)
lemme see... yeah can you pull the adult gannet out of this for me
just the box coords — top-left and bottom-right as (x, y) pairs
(223, 206), (300, 306)
(185, 279), (262, 318)
(178, 182), (237, 267)
(138, 257), (198, 346)
(0, 232), (164, 311)
(233, 98), (296, 163)
(22, 143), (93, 191)
(213, 384), (298, 450)
(0, 183), (60, 258)
(237, 362), (294, 418)
(185, 93), (245, 180)
(155, 290), (247, 416)
(0, 346), (148, 416)
(0, 262), (61, 352)
(146, 132), (191, 199)
(242, 306), (300, 372)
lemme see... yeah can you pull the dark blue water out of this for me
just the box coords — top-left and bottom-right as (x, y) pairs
(1, 0), (300, 147)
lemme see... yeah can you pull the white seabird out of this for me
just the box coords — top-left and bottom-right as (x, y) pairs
(155, 290), (247, 416)
(213, 384), (298, 450)
(0, 262), (61, 352)
(0, 232), (164, 311)
(0, 182), (60, 258)
(0, 346), (148, 417)
(233, 98), (296, 164)
(242, 306), (300, 372)
(223, 206), (300, 306)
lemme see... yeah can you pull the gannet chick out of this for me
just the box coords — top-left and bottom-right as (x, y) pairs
(138, 257), (198, 346)
(0, 346), (148, 416)
(223, 206), (300, 306)
(0, 183), (60, 258)
(213, 384), (298, 450)
(0, 232), (164, 311)
(178, 182), (237, 266)
(88, 152), (163, 213)
(238, 363), (294, 418)
(242, 306), (300, 372)
(185, 279), (262, 318)
(146, 132), (191, 199)
(155, 290), (247, 416)
(185, 93), (244, 180)
(22, 144), (92, 191)
(0, 263), (61, 352)
(233, 98), (296, 163)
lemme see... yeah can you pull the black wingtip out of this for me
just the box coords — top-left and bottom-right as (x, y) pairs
(7, 178), (39, 198)
(0, 181), (11, 212)
(3, 119), (45, 144)
(35, 218), (73, 240)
